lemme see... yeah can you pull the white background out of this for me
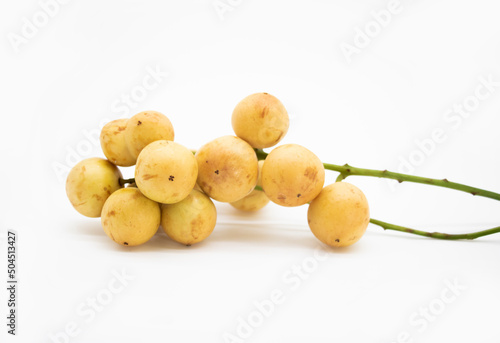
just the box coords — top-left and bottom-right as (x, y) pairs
(1, 0), (500, 342)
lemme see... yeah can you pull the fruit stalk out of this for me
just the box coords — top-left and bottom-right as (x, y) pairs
(370, 218), (500, 240)
(326, 163), (500, 201)
(119, 178), (135, 187)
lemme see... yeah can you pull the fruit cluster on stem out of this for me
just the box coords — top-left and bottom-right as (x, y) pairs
(66, 92), (500, 248)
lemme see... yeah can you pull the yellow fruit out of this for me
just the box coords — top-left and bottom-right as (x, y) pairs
(125, 110), (174, 160)
(308, 182), (370, 247)
(161, 189), (217, 245)
(195, 136), (258, 203)
(100, 119), (136, 166)
(135, 140), (198, 204)
(261, 144), (325, 207)
(66, 157), (122, 218)
(232, 92), (289, 149)
(230, 160), (270, 211)
(101, 188), (160, 246)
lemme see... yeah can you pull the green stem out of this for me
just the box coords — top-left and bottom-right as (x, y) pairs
(370, 218), (500, 240)
(335, 173), (346, 182)
(255, 149), (268, 161)
(254, 149), (500, 201)
(119, 178), (135, 187)
(324, 162), (500, 200)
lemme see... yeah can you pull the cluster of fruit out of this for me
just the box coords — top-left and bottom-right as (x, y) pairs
(66, 93), (370, 248)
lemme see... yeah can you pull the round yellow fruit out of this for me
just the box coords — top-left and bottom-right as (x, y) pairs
(232, 92), (289, 149)
(307, 182), (370, 248)
(230, 160), (270, 211)
(100, 119), (136, 166)
(135, 140), (198, 204)
(125, 110), (175, 160)
(161, 189), (217, 245)
(101, 188), (160, 246)
(66, 157), (122, 218)
(195, 135), (258, 203)
(261, 144), (325, 207)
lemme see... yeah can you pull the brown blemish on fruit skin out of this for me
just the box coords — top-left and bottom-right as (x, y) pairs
(113, 126), (126, 134)
(277, 194), (286, 200)
(260, 106), (269, 118)
(92, 193), (103, 201)
(335, 239), (340, 243)
(304, 167), (318, 180)
(214, 170), (219, 175)
(169, 175), (175, 181)
(123, 242), (129, 245)
(190, 217), (203, 240)
(137, 121), (142, 125)
(108, 210), (116, 216)
(142, 174), (157, 180)
(190, 217), (203, 227)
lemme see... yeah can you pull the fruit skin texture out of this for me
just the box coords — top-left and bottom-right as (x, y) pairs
(232, 92), (289, 149)
(161, 189), (217, 245)
(100, 119), (136, 166)
(261, 144), (325, 207)
(195, 135), (258, 203)
(66, 157), (122, 218)
(125, 110), (175, 160)
(308, 182), (370, 248)
(135, 140), (198, 204)
(101, 188), (160, 247)
(230, 160), (270, 211)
